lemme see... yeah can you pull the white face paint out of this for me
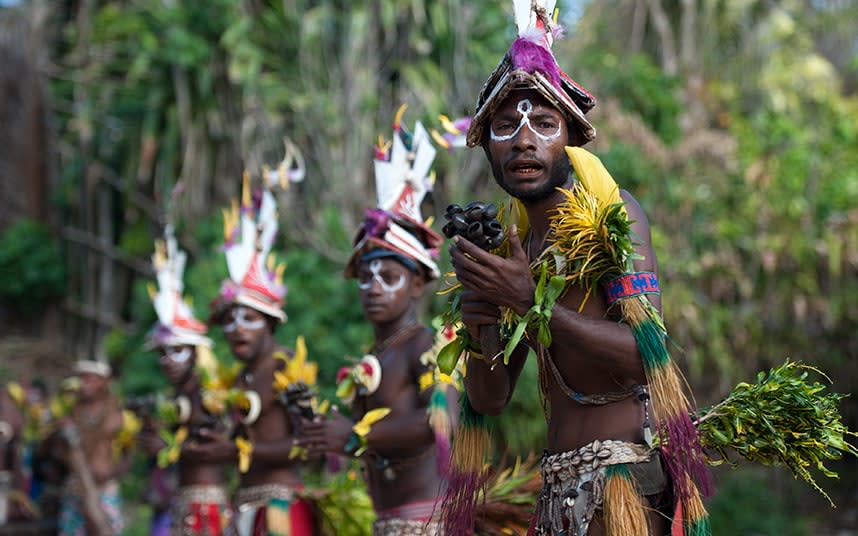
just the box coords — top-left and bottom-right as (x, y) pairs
(489, 98), (563, 142)
(222, 306), (267, 333)
(161, 346), (192, 365)
(358, 259), (406, 294)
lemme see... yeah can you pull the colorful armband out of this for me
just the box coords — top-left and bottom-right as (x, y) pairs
(602, 271), (660, 306)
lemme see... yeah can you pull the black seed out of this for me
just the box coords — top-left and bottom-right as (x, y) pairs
(466, 206), (484, 220)
(483, 204), (498, 220)
(486, 221), (504, 237)
(467, 221), (484, 240)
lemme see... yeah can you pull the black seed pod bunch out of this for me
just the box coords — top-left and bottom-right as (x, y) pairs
(442, 201), (505, 250)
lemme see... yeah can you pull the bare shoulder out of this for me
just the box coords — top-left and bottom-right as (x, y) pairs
(619, 189), (650, 229)
(619, 189), (663, 312)
(406, 327), (434, 371)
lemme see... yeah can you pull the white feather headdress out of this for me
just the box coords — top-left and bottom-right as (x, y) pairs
(345, 105), (442, 280)
(146, 225), (211, 349)
(211, 172), (289, 323)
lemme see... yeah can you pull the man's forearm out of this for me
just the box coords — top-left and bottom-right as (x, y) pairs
(463, 358), (511, 416)
(252, 438), (300, 464)
(365, 412), (434, 451)
(462, 332), (528, 416)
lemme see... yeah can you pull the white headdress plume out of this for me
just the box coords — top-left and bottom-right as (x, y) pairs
(262, 138), (306, 188)
(345, 105), (443, 280)
(514, 0), (557, 36)
(373, 105), (437, 223)
(147, 225), (211, 349)
(213, 169), (289, 323)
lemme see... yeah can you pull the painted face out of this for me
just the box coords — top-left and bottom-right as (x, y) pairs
(489, 98), (563, 142)
(358, 259), (407, 293)
(159, 345), (195, 385)
(357, 258), (418, 325)
(486, 90), (572, 203)
(222, 306), (268, 333)
(220, 305), (271, 362)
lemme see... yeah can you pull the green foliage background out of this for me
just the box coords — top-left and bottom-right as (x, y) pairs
(12, 0), (857, 533)
(0, 220), (66, 314)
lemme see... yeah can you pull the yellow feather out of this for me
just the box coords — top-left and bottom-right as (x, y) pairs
(565, 147), (622, 207)
(241, 171), (251, 208)
(393, 103), (408, 127)
(430, 129), (450, 148)
(353, 407), (392, 437)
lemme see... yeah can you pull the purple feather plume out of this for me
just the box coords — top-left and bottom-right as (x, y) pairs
(440, 468), (486, 535)
(435, 433), (450, 476)
(661, 415), (715, 500)
(509, 36), (562, 88)
(363, 209), (391, 238)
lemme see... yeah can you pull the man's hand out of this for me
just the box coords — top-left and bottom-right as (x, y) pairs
(459, 289), (501, 341)
(449, 226), (535, 316)
(136, 429), (166, 457)
(181, 429), (237, 463)
(298, 407), (354, 456)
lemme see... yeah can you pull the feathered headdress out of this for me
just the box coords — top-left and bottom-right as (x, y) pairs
(210, 171), (291, 323)
(344, 105), (443, 280)
(466, 0), (596, 147)
(146, 225), (211, 349)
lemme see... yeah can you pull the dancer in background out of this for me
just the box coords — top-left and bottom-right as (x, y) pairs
(138, 226), (231, 535)
(192, 171), (316, 536)
(53, 361), (125, 536)
(301, 108), (457, 536)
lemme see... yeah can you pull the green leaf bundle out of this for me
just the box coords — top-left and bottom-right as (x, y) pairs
(696, 359), (858, 506)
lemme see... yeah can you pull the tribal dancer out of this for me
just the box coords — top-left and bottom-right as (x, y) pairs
(300, 107), (457, 536)
(441, 1), (712, 535)
(139, 226), (231, 535)
(189, 169), (316, 536)
(54, 361), (125, 536)
(1, 382), (36, 523)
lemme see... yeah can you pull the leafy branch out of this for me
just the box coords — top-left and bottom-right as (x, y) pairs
(696, 359), (858, 506)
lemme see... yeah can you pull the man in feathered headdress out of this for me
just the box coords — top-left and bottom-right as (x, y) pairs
(186, 171), (316, 536)
(137, 227), (231, 536)
(444, 1), (712, 535)
(300, 106), (458, 536)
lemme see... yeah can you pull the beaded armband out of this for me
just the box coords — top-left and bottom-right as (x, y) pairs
(602, 271), (660, 306)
